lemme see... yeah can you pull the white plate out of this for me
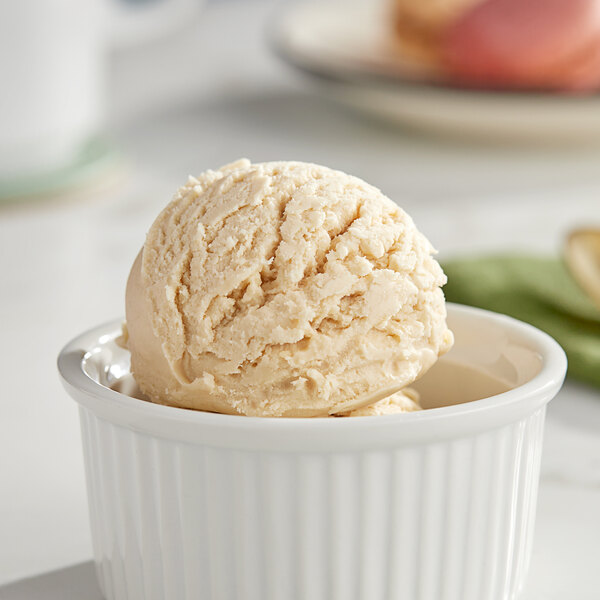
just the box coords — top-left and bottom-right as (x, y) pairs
(272, 0), (600, 142)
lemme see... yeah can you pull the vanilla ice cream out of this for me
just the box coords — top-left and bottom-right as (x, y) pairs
(126, 159), (452, 417)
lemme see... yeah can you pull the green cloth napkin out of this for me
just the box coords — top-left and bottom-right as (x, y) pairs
(442, 255), (600, 388)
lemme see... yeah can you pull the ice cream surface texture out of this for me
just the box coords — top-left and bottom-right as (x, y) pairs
(126, 159), (452, 417)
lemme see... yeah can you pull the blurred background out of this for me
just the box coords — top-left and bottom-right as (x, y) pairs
(1, 0), (599, 597)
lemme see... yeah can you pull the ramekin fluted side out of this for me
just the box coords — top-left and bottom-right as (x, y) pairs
(79, 405), (547, 600)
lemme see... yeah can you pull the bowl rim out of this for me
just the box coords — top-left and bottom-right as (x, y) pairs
(57, 303), (567, 448)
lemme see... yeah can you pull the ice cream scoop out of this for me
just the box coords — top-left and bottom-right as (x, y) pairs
(126, 159), (453, 417)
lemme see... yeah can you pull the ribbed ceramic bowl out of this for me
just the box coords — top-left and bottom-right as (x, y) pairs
(58, 304), (566, 600)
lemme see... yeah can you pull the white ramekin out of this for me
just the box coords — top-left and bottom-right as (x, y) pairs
(58, 304), (566, 600)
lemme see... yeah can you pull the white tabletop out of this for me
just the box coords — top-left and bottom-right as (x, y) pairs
(1, 1), (600, 597)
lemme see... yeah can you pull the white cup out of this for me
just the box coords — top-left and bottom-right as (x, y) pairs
(58, 304), (567, 600)
(0, 0), (105, 179)
(0, 0), (202, 182)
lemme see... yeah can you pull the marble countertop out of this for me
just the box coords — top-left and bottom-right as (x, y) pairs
(1, 1), (599, 597)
